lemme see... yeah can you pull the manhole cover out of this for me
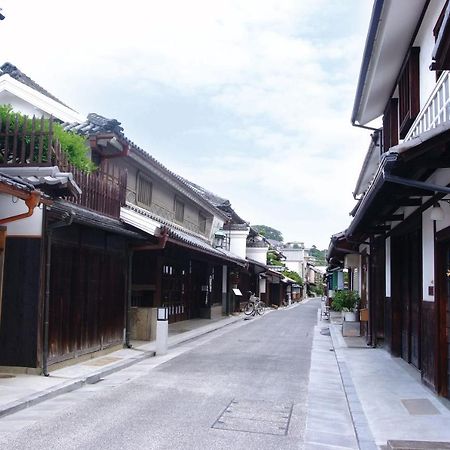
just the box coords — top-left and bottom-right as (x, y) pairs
(212, 399), (293, 436)
(0, 374), (15, 379)
(84, 356), (122, 367)
(401, 398), (440, 416)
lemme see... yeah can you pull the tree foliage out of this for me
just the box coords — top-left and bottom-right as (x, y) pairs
(282, 269), (303, 285)
(253, 225), (283, 242)
(267, 250), (284, 266)
(308, 245), (327, 266)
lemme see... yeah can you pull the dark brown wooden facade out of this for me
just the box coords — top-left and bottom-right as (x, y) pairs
(48, 224), (128, 364)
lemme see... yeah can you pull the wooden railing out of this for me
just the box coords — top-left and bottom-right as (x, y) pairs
(0, 114), (55, 166)
(0, 114), (126, 218)
(404, 70), (450, 141)
(67, 160), (127, 218)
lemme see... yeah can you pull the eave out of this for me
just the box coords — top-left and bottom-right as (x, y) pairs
(352, 0), (428, 126)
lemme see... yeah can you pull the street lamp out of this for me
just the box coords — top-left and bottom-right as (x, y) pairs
(431, 203), (444, 221)
(157, 307), (168, 321)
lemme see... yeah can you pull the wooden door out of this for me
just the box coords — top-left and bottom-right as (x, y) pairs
(392, 226), (422, 369)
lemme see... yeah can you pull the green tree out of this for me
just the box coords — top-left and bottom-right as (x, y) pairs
(309, 245), (327, 266)
(282, 269), (303, 285)
(253, 225), (283, 242)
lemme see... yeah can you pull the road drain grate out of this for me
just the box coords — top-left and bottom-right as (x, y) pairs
(212, 399), (293, 436)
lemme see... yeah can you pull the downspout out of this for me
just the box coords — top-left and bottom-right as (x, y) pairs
(43, 209), (74, 377)
(0, 191), (41, 225)
(125, 249), (133, 348)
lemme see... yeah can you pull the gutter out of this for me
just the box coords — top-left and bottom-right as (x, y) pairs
(351, 0), (385, 127)
(345, 152), (398, 238)
(0, 190), (41, 225)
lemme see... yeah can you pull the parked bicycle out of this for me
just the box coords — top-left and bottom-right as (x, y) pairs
(244, 292), (266, 316)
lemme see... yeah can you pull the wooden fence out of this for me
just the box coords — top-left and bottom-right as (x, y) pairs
(0, 114), (126, 218)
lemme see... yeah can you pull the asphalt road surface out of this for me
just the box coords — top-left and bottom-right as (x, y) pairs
(0, 299), (319, 450)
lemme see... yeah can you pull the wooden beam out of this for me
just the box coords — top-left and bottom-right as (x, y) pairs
(384, 214), (404, 221)
(397, 198), (422, 206)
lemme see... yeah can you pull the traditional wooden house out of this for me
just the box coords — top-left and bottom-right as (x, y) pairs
(332, 0), (450, 398)
(0, 63), (245, 372)
(62, 114), (248, 332)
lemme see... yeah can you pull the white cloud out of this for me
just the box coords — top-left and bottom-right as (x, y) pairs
(0, 0), (374, 247)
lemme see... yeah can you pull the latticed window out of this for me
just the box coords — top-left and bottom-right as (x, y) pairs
(199, 212), (207, 233)
(136, 173), (152, 208)
(174, 196), (184, 222)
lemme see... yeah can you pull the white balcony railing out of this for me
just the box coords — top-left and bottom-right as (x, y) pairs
(404, 71), (450, 141)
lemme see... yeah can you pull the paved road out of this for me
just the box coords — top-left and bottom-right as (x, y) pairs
(0, 300), (319, 450)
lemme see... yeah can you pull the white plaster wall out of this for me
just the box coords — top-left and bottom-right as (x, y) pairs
(385, 237), (391, 297)
(229, 229), (249, 259)
(0, 195), (43, 236)
(259, 278), (266, 294)
(246, 246), (268, 265)
(422, 207), (435, 301)
(222, 265), (227, 294)
(285, 260), (302, 275)
(337, 272), (344, 290)
(413, 0), (447, 110)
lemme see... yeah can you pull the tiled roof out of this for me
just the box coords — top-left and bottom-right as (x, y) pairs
(63, 113), (229, 220)
(184, 179), (248, 224)
(0, 62), (73, 110)
(0, 166), (81, 197)
(122, 203), (246, 265)
(0, 171), (35, 193)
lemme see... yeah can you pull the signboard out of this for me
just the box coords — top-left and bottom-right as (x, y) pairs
(232, 288), (242, 296)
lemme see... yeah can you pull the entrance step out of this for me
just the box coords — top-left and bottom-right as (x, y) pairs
(387, 441), (450, 449)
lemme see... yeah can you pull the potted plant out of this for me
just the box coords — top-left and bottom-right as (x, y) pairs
(331, 290), (360, 321)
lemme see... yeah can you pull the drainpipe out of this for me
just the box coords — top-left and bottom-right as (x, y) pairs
(125, 249), (133, 348)
(43, 209), (74, 377)
(0, 191), (41, 225)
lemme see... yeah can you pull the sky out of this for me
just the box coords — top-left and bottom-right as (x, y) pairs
(0, 0), (374, 248)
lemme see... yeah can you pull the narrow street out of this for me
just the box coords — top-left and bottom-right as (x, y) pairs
(0, 300), (319, 450)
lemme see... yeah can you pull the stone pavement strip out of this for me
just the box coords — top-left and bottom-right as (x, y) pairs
(304, 321), (361, 450)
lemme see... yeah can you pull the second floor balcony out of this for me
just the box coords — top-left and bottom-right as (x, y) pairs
(404, 70), (450, 141)
(0, 113), (126, 218)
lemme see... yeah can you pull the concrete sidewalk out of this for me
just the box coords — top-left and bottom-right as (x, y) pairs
(0, 312), (247, 420)
(311, 310), (450, 449)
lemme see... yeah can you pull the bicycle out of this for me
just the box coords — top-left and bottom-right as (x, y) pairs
(244, 293), (266, 316)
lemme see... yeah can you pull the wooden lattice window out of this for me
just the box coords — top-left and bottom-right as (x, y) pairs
(383, 98), (399, 152)
(136, 173), (152, 208)
(199, 212), (207, 233)
(174, 196), (184, 223)
(398, 47), (420, 138)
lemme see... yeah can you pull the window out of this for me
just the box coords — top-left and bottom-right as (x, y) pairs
(199, 212), (207, 233)
(136, 173), (152, 208)
(174, 196), (184, 222)
(383, 98), (399, 152)
(431, 1), (450, 72)
(398, 47), (420, 138)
